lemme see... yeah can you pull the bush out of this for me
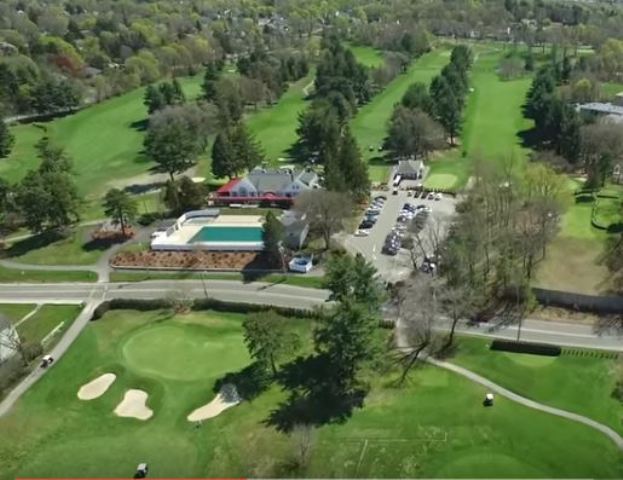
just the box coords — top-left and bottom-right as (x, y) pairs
(490, 339), (561, 357)
(23, 342), (43, 362)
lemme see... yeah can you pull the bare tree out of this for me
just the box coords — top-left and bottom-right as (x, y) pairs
(394, 276), (441, 385)
(0, 325), (29, 366)
(438, 282), (478, 348)
(293, 190), (354, 250)
(287, 424), (316, 474)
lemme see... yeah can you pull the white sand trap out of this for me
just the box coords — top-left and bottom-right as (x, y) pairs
(114, 389), (153, 420)
(187, 384), (241, 422)
(77, 373), (117, 400)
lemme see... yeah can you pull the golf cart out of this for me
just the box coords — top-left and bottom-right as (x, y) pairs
(40, 355), (54, 368)
(134, 463), (149, 478)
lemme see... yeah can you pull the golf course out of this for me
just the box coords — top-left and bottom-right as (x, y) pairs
(1, 308), (622, 479)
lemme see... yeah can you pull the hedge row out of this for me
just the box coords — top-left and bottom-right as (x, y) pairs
(490, 339), (561, 357)
(91, 297), (322, 321)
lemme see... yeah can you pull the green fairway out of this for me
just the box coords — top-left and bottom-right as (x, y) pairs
(0, 265), (96, 283)
(5, 226), (106, 266)
(425, 48), (533, 190)
(0, 309), (621, 479)
(453, 336), (623, 435)
(1, 76), (204, 199)
(351, 49), (450, 163)
(348, 44), (385, 68)
(247, 72), (314, 162)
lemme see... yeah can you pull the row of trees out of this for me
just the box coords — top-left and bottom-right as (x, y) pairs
(143, 79), (186, 114)
(385, 45), (472, 160)
(525, 56), (623, 188)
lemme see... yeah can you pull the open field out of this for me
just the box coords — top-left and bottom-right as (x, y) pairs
(453, 335), (623, 435)
(425, 48), (533, 190)
(0, 304), (36, 324)
(16, 304), (82, 345)
(0, 309), (621, 479)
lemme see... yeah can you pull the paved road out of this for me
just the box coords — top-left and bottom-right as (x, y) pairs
(427, 357), (623, 451)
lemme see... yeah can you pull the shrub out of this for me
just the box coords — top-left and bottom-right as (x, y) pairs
(23, 342), (43, 362)
(490, 339), (561, 357)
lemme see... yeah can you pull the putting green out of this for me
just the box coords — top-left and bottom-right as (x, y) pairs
(122, 324), (249, 381)
(424, 173), (458, 190)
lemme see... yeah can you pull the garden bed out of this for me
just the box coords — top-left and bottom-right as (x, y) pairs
(110, 250), (279, 271)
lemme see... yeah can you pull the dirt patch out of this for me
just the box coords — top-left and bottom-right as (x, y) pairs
(114, 389), (153, 420)
(111, 250), (277, 270)
(77, 373), (116, 400)
(187, 384), (241, 422)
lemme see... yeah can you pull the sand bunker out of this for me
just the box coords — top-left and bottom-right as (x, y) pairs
(187, 384), (241, 422)
(77, 373), (116, 400)
(114, 389), (153, 420)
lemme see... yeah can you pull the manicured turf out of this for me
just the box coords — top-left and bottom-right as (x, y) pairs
(453, 335), (623, 435)
(0, 265), (96, 283)
(1, 76), (204, 199)
(348, 44), (385, 68)
(5, 227), (105, 266)
(352, 49), (450, 164)
(0, 309), (621, 479)
(0, 304), (36, 324)
(16, 305), (82, 345)
(108, 271), (326, 289)
(247, 72), (313, 162)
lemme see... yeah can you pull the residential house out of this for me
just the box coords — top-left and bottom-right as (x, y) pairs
(280, 210), (310, 250)
(215, 167), (320, 205)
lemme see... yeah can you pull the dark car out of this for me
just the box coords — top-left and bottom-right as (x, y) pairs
(359, 219), (375, 229)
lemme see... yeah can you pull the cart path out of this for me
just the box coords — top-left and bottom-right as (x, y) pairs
(427, 357), (623, 450)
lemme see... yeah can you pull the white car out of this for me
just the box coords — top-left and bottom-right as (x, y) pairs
(427, 192), (435, 200)
(434, 192), (442, 201)
(354, 229), (370, 237)
(288, 257), (313, 273)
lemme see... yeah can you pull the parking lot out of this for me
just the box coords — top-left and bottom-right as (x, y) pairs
(342, 188), (458, 283)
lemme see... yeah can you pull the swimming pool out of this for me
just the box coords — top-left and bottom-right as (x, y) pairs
(189, 226), (263, 244)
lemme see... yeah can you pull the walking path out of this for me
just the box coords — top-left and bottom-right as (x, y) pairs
(14, 304), (42, 328)
(427, 357), (623, 450)
(0, 301), (100, 418)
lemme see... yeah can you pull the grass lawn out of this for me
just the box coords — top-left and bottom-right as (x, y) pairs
(1, 75), (204, 199)
(601, 82), (623, 99)
(109, 271), (325, 289)
(348, 44), (385, 68)
(425, 48), (533, 190)
(351, 49), (450, 165)
(16, 304), (82, 345)
(453, 335), (623, 435)
(247, 72), (314, 162)
(0, 265), (96, 283)
(0, 309), (621, 479)
(0, 304), (36, 324)
(4, 226), (106, 266)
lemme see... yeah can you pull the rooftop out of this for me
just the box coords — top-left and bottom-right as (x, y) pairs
(577, 102), (623, 116)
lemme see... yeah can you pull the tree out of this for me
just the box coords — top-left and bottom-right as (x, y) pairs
(242, 310), (300, 375)
(263, 211), (285, 267)
(580, 122), (623, 188)
(386, 107), (446, 159)
(144, 105), (216, 181)
(102, 188), (137, 236)
(313, 300), (380, 393)
(401, 82), (433, 113)
(324, 253), (384, 309)
(293, 190), (354, 250)
(334, 127), (370, 201)
(430, 75), (462, 144)
(177, 176), (205, 212)
(0, 118), (14, 159)
(202, 61), (221, 102)
(211, 130), (236, 178)
(144, 84), (164, 114)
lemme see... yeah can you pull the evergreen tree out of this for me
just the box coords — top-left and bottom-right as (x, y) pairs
(0, 118), (15, 159)
(336, 127), (370, 202)
(211, 130), (237, 178)
(401, 82), (433, 114)
(171, 78), (186, 104)
(262, 211), (285, 266)
(144, 84), (164, 114)
(230, 122), (264, 172)
(102, 188), (137, 236)
(202, 61), (220, 102)
(177, 176), (205, 211)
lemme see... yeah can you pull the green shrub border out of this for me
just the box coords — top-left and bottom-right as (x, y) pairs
(490, 339), (561, 357)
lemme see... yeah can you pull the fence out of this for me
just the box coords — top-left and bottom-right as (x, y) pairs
(532, 287), (623, 314)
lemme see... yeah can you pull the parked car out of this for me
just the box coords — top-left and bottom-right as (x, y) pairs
(427, 192), (435, 200)
(374, 195), (387, 201)
(289, 256), (313, 273)
(392, 188), (399, 195)
(354, 229), (370, 237)
(434, 192), (442, 201)
(359, 219), (375, 229)
(367, 207), (381, 215)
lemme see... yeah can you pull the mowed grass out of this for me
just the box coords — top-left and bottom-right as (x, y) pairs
(0, 265), (96, 283)
(453, 336), (623, 435)
(2, 76), (204, 199)
(0, 304), (36, 324)
(348, 44), (385, 68)
(16, 304), (82, 345)
(425, 48), (533, 190)
(0, 309), (621, 479)
(247, 72), (314, 162)
(4, 226), (105, 266)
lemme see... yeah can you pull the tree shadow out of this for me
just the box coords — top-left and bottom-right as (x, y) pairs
(607, 223), (623, 234)
(130, 118), (149, 132)
(2, 231), (65, 258)
(240, 254), (279, 283)
(264, 355), (366, 432)
(123, 182), (165, 195)
(517, 127), (543, 150)
(213, 361), (272, 401)
(82, 235), (128, 252)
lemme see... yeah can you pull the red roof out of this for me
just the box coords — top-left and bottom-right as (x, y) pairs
(216, 178), (241, 194)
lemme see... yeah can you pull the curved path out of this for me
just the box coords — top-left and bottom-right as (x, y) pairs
(427, 357), (623, 450)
